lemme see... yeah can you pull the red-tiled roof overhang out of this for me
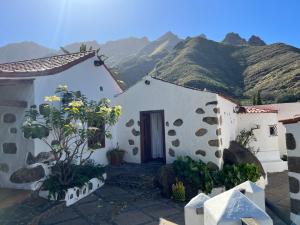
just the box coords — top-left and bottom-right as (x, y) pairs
(279, 115), (300, 124)
(244, 107), (278, 113)
(0, 51), (95, 78)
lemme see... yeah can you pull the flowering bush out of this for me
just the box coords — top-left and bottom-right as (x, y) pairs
(22, 85), (121, 190)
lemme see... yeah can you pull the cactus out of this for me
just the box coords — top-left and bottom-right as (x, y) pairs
(172, 180), (186, 202)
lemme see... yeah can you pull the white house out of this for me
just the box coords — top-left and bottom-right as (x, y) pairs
(113, 76), (287, 172)
(0, 51), (122, 189)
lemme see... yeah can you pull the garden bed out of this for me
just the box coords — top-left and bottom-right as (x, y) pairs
(39, 173), (106, 206)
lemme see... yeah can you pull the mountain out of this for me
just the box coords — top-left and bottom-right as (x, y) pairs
(63, 37), (149, 66)
(0, 42), (55, 63)
(147, 34), (300, 102)
(116, 32), (182, 86)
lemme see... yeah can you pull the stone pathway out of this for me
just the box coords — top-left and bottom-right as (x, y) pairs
(265, 171), (291, 224)
(39, 184), (184, 225)
(0, 188), (31, 209)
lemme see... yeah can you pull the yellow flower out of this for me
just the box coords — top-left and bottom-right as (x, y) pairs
(44, 95), (61, 102)
(68, 100), (84, 108)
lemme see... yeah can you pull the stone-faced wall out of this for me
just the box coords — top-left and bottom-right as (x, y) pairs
(0, 81), (37, 189)
(280, 120), (300, 224)
(113, 76), (234, 168)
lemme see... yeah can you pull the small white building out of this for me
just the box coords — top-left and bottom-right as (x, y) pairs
(113, 76), (288, 172)
(0, 51), (122, 189)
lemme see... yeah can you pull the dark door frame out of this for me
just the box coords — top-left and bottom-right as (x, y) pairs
(140, 110), (166, 163)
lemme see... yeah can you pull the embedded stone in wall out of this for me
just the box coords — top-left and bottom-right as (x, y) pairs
(195, 108), (205, 114)
(289, 176), (300, 193)
(286, 133), (296, 150)
(10, 165), (45, 183)
(26, 152), (54, 165)
(128, 139), (135, 145)
(168, 130), (176, 136)
(195, 149), (206, 156)
(215, 150), (222, 158)
(166, 122), (169, 127)
(288, 157), (300, 173)
(173, 119), (183, 127)
(213, 108), (220, 114)
(205, 101), (218, 106)
(3, 113), (16, 123)
(0, 163), (9, 173)
(137, 121), (140, 126)
(203, 117), (218, 125)
(208, 139), (219, 147)
(219, 116), (223, 125)
(207, 161), (219, 171)
(220, 138), (223, 146)
(169, 148), (175, 157)
(126, 119), (134, 127)
(291, 198), (300, 214)
(195, 128), (207, 137)
(10, 127), (17, 134)
(216, 128), (221, 136)
(172, 139), (180, 147)
(3, 143), (17, 154)
(132, 128), (140, 136)
(132, 147), (138, 155)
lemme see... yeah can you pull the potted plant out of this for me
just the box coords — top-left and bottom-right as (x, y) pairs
(22, 85), (122, 206)
(106, 146), (125, 165)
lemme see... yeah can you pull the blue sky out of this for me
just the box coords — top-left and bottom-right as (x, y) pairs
(1, 0), (299, 48)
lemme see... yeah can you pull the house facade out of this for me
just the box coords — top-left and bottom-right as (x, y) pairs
(0, 51), (122, 189)
(113, 76), (288, 173)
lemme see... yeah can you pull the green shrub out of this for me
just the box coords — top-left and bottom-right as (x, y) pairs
(172, 180), (186, 202)
(172, 156), (261, 196)
(216, 163), (261, 190)
(42, 161), (105, 199)
(173, 156), (213, 194)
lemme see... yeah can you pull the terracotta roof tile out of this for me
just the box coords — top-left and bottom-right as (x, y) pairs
(0, 51), (95, 77)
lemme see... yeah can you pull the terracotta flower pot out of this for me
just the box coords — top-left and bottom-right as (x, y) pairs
(107, 150), (125, 165)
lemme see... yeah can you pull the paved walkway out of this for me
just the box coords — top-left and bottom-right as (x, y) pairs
(38, 184), (184, 225)
(265, 171), (291, 224)
(0, 188), (31, 209)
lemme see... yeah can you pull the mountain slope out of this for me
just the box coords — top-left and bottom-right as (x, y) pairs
(147, 35), (300, 102)
(116, 32), (182, 86)
(0, 42), (55, 63)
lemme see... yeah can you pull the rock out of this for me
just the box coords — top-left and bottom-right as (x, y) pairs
(216, 128), (222, 136)
(154, 165), (176, 198)
(222, 32), (247, 46)
(213, 108), (220, 113)
(248, 35), (266, 46)
(10, 165), (45, 183)
(3, 143), (17, 154)
(171, 139), (180, 147)
(132, 128), (140, 136)
(132, 147), (138, 155)
(195, 108), (205, 114)
(195, 149), (206, 156)
(10, 127), (17, 134)
(203, 117), (219, 125)
(223, 141), (265, 177)
(205, 101), (218, 106)
(173, 119), (183, 126)
(128, 139), (134, 145)
(286, 133), (296, 150)
(26, 152), (54, 165)
(169, 148), (175, 157)
(289, 176), (300, 193)
(208, 139), (220, 147)
(207, 161), (219, 171)
(168, 130), (176, 136)
(3, 113), (16, 123)
(195, 128), (208, 137)
(215, 150), (222, 158)
(126, 119), (134, 127)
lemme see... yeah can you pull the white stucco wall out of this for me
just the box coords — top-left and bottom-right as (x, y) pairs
(32, 57), (122, 165)
(0, 80), (35, 189)
(113, 76), (225, 168)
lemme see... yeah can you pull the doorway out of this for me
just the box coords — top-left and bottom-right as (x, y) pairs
(140, 110), (166, 163)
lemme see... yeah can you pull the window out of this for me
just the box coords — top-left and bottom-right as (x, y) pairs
(88, 120), (105, 149)
(269, 125), (278, 136)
